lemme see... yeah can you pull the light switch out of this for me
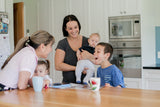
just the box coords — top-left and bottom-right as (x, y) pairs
(158, 51), (160, 58)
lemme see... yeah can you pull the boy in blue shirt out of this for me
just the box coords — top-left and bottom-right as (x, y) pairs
(94, 42), (125, 88)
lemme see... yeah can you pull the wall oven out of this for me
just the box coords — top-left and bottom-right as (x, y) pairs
(109, 15), (141, 78)
(110, 41), (141, 78)
(109, 15), (140, 41)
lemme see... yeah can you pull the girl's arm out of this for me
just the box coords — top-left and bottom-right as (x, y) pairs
(18, 71), (31, 90)
(55, 49), (76, 71)
(28, 76), (51, 88)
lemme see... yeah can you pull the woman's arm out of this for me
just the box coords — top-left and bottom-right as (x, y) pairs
(18, 71), (31, 90)
(55, 49), (76, 71)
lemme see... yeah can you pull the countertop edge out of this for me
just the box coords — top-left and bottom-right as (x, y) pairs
(143, 67), (160, 69)
(143, 64), (160, 69)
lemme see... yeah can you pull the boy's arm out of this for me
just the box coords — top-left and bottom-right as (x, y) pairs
(116, 85), (122, 88)
(105, 83), (112, 87)
(105, 83), (121, 88)
(80, 50), (95, 63)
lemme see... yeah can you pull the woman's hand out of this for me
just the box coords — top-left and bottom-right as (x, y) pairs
(82, 67), (88, 74)
(76, 50), (82, 61)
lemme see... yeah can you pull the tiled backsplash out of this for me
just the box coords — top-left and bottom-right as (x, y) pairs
(156, 26), (160, 64)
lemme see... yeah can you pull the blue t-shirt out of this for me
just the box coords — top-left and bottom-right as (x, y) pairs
(97, 65), (125, 88)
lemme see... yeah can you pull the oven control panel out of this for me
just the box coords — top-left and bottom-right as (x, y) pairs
(109, 41), (141, 49)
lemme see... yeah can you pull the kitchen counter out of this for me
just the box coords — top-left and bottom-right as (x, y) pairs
(143, 64), (160, 69)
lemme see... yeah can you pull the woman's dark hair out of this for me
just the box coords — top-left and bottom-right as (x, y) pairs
(62, 14), (81, 37)
(97, 42), (113, 60)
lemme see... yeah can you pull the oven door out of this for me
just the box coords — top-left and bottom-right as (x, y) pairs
(110, 48), (141, 78)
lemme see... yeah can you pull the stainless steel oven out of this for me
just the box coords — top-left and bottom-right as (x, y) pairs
(110, 41), (141, 78)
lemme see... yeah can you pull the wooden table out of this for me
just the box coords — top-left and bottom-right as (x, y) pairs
(0, 87), (160, 107)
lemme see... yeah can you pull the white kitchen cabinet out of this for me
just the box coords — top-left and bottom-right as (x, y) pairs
(109, 0), (140, 16)
(124, 78), (142, 89)
(142, 69), (160, 90)
(0, 0), (5, 12)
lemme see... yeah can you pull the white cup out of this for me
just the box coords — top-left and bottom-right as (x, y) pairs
(32, 76), (43, 92)
(88, 77), (100, 91)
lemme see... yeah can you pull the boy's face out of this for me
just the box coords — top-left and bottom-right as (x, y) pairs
(94, 45), (109, 65)
(88, 35), (100, 47)
(34, 64), (48, 77)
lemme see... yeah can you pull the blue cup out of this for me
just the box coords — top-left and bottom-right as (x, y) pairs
(32, 76), (43, 92)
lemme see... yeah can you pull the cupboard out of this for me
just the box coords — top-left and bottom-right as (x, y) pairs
(108, 0), (140, 16)
(0, 0), (5, 12)
(124, 78), (142, 89)
(142, 69), (160, 90)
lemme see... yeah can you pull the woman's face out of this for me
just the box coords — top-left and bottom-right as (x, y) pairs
(66, 21), (79, 38)
(40, 42), (53, 59)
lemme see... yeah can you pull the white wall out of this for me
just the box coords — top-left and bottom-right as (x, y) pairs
(88, 0), (109, 42)
(37, 0), (69, 83)
(141, 0), (160, 66)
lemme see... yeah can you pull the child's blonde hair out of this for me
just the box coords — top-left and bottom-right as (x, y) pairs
(89, 33), (100, 39)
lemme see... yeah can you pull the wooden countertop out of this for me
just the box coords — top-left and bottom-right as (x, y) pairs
(0, 87), (160, 107)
